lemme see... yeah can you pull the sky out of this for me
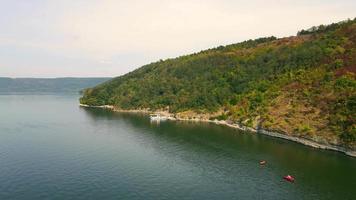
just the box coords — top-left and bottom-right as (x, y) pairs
(0, 0), (355, 78)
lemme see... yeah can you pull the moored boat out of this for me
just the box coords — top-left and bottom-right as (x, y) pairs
(150, 114), (168, 121)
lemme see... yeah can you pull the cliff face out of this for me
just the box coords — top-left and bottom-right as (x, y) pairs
(81, 19), (356, 150)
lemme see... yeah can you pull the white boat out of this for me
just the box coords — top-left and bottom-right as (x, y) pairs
(150, 114), (168, 121)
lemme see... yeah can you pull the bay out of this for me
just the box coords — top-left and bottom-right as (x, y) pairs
(0, 94), (355, 200)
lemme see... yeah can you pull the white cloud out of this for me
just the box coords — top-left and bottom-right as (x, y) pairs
(99, 60), (113, 65)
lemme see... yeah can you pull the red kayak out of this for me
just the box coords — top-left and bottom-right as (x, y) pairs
(283, 175), (295, 182)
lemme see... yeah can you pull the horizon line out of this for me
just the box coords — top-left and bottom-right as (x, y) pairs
(0, 76), (113, 79)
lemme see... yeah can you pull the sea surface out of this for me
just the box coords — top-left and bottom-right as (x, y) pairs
(0, 94), (355, 200)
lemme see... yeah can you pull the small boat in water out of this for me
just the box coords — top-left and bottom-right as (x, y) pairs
(283, 175), (295, 182)
(259, 160), (267, 165)
(150, 114), (168, 121)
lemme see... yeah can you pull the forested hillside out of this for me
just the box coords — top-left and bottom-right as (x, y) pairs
(0, 77), (110, 93)
(81, 19), (356, 149)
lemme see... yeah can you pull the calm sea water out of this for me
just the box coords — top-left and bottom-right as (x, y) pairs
(0, 94), (355, 200)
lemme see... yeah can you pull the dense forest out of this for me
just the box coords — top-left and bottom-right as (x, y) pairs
(0, 77), (110, 93)
(81, 19), (356, 150)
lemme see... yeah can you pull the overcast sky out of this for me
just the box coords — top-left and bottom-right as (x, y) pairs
(0, 0), (355, 78)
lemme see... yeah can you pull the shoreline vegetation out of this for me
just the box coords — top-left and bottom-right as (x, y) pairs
(79, 104), (356, 157)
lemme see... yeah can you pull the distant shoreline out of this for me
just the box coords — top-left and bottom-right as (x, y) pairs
(79, 104), (356, 158)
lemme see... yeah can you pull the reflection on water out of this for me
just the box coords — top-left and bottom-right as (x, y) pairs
(0, 95), (355, 200)
(82, 106), (356, 199)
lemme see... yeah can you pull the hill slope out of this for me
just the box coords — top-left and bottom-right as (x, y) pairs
(81, 19), (356, 150)
(0, 77), (110, 94)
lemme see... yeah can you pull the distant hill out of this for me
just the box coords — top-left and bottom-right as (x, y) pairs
(80, 19), (356, 150)
(0, 77), (110, 94)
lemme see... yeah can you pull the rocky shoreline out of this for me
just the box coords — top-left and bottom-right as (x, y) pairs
(79, 104), (356, 157)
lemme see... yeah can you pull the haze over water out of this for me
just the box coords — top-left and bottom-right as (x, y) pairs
(0, 94), (355, 200)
